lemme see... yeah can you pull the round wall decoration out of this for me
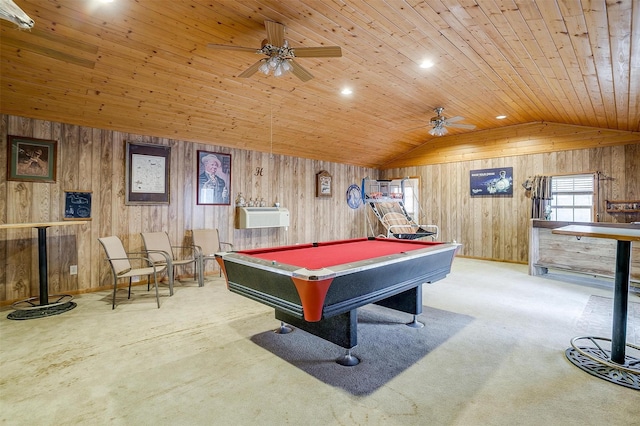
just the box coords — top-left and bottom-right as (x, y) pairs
(346, 184), (362, 209)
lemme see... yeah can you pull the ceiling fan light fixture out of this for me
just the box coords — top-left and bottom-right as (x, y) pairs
(257, 57), (293, 78)
(273, 60), (290, 77)
(424, 107), (474, 136)
(259, 61), (270, 75)
(209, 21), (341, 81)
(429, 126), (448, 137)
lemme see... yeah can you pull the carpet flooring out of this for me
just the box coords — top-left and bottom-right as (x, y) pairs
(575, 295), (640, 345)
(251, 305), (474, 395)
(2, 258), (639, 425)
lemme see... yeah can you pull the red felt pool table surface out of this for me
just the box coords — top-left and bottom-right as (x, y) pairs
(237, 237), (443, 270)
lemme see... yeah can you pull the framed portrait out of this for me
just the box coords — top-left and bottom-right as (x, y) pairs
(7, 135), (57, 183)
(316, 170), (332, 197)
(470, 167), (513, 197)
(125, 142), (171, 205)
(197, 150), (231, 205)
(64, 191), (92, 220)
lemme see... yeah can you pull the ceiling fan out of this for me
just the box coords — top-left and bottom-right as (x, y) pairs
(207, 20), (342, 82)
(428, 107), (476, 136)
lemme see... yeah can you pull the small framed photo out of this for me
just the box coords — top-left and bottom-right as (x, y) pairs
(7, 135), (57, 183)
(316, 170), (332, 197)
(125, 142), (171, 205)
(197, 150), (231, 205)
(64, 191), (92, 220)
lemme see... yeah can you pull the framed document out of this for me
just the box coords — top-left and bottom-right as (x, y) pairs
(125, 142), (171, 205)
(316, 170), (332, 198)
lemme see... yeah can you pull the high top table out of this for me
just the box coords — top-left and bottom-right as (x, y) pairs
(552, 224), (640, 390)
(0, 221), (85, 320)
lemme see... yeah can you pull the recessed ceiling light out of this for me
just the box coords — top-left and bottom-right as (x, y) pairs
(496, 115), (507, 119)
(420, 60), (434, 69)
(341, 88), (353, 95)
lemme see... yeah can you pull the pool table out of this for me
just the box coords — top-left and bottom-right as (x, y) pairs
(216, 237), (460, 364)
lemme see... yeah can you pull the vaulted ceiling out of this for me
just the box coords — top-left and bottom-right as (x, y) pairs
(1, 0), (638, 169)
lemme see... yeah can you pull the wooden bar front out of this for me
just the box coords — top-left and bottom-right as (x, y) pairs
(529, 220), (640, 287)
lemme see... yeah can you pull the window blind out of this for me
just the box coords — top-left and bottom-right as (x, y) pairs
(551, 174), (594, 193)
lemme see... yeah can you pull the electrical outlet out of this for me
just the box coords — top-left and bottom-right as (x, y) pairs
(70, 265), (78, 275)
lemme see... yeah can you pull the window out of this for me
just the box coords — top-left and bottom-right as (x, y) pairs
(389, 178), (420, 217)
(549, 174), (595, 222)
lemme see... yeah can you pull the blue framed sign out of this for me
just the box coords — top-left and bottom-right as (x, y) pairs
(470, 167), (513, 197)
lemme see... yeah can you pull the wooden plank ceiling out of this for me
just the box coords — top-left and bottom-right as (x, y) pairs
(1, 0), (638, 169)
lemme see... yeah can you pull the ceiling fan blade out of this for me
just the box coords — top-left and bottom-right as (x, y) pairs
(289, 59), (314, 82)
(293, 46), (342, 58)
(265, 20), (285, 47)
(238, 60), (265, 78)
(207, 44), (258, 53)
(444, 115), (465, 123)
(446, 123), (476, 130)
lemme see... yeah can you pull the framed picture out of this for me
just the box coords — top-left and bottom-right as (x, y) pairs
(7, 135), (57, 183)
(64, 191), (92, 220)
(316, 170), (332, 197)
(197, 150), (231, 205)
(125, 142), (171, 205)
(470, 167), (513, 197)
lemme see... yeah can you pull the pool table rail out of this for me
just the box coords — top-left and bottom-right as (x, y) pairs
(217, 242), (459, 281)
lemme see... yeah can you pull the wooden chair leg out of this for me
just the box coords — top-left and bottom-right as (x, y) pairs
(128, 277), (132, 299)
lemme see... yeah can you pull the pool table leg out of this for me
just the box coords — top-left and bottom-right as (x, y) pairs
(336, 348), (360, 366)
(274, 321), (293, 334)
(375, 285), (424, 328)
(275, 309), (358, 349)
(406, 315), (425, 328)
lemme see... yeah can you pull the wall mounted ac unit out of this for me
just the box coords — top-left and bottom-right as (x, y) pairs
(235, 207), (290, 229)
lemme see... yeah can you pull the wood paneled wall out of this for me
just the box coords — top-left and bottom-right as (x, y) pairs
(0, 114), (376, 304)
(1, 114), (639, 305)
(382, 143), (640, 262)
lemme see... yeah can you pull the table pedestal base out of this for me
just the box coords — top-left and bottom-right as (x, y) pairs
(565, 336), (639, 390)
(7, 294), (77, 320)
